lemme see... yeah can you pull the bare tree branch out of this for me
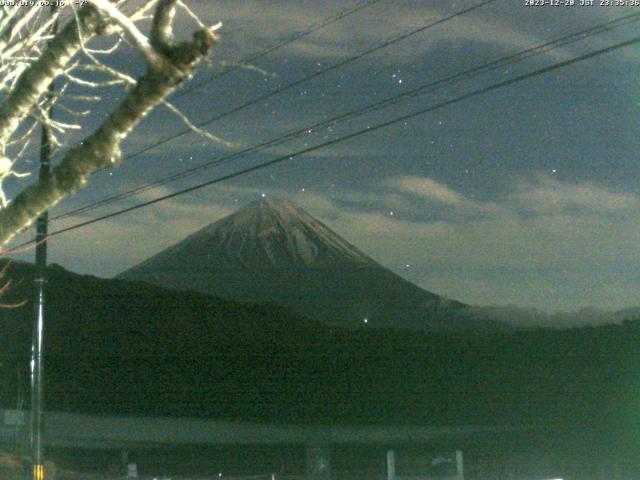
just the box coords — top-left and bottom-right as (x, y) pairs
(88, 0), (164, 67)
(151, 0), (178, 51)
(0, 5), (108, 152)
(0, 1), (219, 246)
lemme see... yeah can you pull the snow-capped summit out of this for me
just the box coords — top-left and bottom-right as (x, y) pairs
(194, 197), (375, 268)
(119, 198), (488, 331)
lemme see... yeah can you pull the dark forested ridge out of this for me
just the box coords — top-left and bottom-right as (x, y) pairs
(0, 261), (638, 450)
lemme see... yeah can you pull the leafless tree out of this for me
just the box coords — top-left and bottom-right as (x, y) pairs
(0, 0), (223, 247)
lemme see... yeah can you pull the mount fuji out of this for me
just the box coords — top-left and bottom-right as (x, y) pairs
(119, 198), (495, 331)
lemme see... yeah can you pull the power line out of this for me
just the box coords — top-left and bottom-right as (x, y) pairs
(52, 10), (640, 221)
(125, 0), (498, 162)
(173, 0), (384, 99)
(32, 34), (640, 245)
(44, 0), (383, 169)
(52, 11), (640, 221)
(176, 0), (498, 100)
(52, 0), (499, 220)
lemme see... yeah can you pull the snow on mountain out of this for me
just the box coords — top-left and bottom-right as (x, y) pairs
(190, 197), (375, 267)
(119, 198), (498, 331)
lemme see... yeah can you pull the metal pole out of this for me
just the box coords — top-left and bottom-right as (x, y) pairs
(30, 103), (51, 480)
(386, 450), (395, 480)
(30, 7), (56, 479)
(456, 450), (464, 480)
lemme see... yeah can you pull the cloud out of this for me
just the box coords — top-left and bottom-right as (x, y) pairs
(184, 1), (577, 62)
(11, 186), (238, 277)
(511, 176), (640, 214)
(296, 175), (640, 311)
(383, 174), (640, 219)
(390, 176), (467, 206)
(11, 173), (638, 313)
(382, 175), (503, 218)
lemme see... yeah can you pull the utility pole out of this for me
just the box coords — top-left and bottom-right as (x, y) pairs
(30, 6), (56, 480)
(30, 92), (51, 480)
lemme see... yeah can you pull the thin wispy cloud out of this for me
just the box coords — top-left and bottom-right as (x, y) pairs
(12, 174), (638, 311)
(290, 176), (640, 311)
(189, 1), (580, 62)
(511, 176), (640, 214)
(390, 176), (467, 206)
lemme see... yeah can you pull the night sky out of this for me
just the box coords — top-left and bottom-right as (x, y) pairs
(8, 0), (640, 312)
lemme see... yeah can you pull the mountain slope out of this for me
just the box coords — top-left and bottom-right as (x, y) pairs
(0, 261), (637, 433)
(119, 198), (486, 331)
